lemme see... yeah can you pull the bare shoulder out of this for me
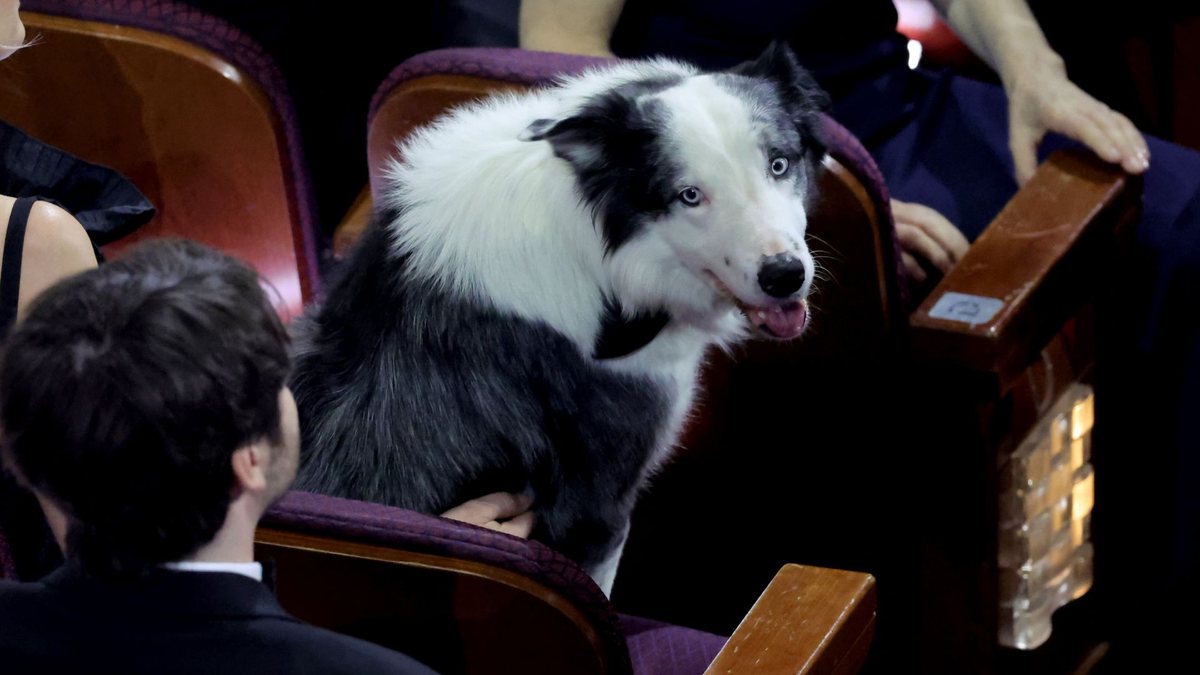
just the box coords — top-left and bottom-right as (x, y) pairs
(2, 198), (98, 317)
(24, 201), (95, 260)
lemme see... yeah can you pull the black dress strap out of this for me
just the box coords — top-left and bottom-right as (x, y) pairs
(0, 197), (36, 336)
(0, 197), (63, 581)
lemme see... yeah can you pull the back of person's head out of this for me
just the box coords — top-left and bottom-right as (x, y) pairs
(0, 239), (290, 577)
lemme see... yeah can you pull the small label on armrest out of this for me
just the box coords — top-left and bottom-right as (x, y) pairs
(927, 292), (1004, 326)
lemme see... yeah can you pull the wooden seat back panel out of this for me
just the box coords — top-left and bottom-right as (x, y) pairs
(2, 13), (310, 317)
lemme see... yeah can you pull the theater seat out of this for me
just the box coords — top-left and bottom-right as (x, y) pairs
(346, 48), (1141, 674)
(256, 490), (877, 675)
(1, 0), (320, 318)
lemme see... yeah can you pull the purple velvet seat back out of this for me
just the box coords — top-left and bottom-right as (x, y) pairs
(22, 0), (321, 295)
(262, 490), (634, 674)
(367, 48), (889, 207)
(368, 47), (906, 297)
(368, 48), (610, 121)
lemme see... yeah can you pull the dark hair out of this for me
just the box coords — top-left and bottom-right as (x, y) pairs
(0, 239), (290, 577)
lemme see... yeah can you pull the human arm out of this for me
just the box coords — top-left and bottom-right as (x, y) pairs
(930, 0), (1148, 183)
(518, 0), (624, 56)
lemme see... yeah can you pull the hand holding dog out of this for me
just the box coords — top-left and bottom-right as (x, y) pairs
(441, 492), (536, 538)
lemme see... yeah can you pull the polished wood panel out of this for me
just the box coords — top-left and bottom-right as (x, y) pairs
(704, 565), (876, 675)
(367, 75), (524, 198)
(2, 12), (311, 318)
(255, 526), (616, 675)
(332, 186), (373, 259)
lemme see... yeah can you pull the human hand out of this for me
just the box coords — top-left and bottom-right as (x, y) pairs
(891, 199), (970, 284)
(1006, 60), (1149, 184)
(440, 491), (536, 538)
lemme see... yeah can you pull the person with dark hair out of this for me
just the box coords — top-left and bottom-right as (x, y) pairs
(0, 1), (156, 582)
(0, 239), (437, 673)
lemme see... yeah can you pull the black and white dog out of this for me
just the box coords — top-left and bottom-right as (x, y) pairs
(290, 43), (828, 594)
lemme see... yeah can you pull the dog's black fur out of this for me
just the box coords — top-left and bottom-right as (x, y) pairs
(291, 219), (670, 568)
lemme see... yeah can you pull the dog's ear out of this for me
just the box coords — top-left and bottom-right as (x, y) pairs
(521, 96), (647, 172)
(520, 117), (564, 142)
(731, 41), (830, 114)
(730, 41), (801, 84)
(521, 113), (608, 170)
(521, 110), (621, 143)
(731, 41), (829, 157)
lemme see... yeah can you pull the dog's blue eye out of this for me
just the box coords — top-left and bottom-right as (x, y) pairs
(770, 156), (790, 177)
(678, 187), (703, 207)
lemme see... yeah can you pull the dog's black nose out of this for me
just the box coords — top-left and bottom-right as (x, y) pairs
(758, 255), (806, 298)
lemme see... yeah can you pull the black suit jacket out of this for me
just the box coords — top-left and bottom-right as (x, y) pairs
(0, 565), (438, 674)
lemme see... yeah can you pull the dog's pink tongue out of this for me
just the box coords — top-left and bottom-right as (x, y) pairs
(757, 301), (808, 339)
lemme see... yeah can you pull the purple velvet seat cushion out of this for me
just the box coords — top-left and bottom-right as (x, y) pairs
(621, 614), (728, 675)
(22, 0), (321, 293)
(263, 490), (633, 673)
(368, 47), (908, 296)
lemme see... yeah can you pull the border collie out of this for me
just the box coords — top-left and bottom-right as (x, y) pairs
(290, 43), (828, 594)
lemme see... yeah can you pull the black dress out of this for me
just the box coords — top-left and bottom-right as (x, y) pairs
(0, 120), (154, 580)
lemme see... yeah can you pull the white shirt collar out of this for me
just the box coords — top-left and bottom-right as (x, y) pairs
(161, 561), (263, 582)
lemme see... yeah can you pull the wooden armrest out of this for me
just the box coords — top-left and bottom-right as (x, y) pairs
(704, 564), (877, 675)
(909, 149), (1141, 391)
